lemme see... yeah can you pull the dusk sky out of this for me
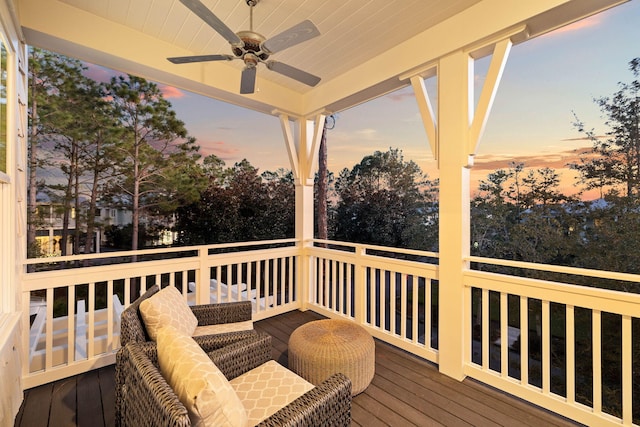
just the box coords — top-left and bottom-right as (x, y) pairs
(90, 0), (640, 200)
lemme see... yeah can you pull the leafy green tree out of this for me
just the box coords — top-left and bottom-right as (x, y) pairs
(29, 50), (106, 255)
(262, 168), (296, 238)
(333, 148), (438, 249)
(174, 157), (294, 245)
(471, 163), (579, 268)
(106, 75), (201, 250)
(27, 48), (71, 256)
(570, 58), (640, 199)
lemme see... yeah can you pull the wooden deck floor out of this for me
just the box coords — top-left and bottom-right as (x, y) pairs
(14, 310), (582, 427)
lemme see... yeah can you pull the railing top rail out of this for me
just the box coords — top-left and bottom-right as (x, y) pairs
(23, 238), (299, 266)
(311, 238), (439, 259)
(467, 255), (640, 283)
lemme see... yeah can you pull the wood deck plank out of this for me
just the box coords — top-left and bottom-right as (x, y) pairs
(99, 366), (116, 427)
(16, 382), (52, 427)
(14, 310), (583, 427)
(75, 370), (104, 427)
(49, 376), (77, 427)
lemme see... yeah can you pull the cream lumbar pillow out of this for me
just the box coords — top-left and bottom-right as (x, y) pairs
(157, 325), (249, 427)
(139, 286), (198, 341)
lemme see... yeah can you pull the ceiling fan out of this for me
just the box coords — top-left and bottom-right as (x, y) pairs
(168, 0), (321, 94)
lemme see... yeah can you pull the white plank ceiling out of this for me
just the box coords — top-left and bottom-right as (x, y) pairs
(57, 0), (482, 93)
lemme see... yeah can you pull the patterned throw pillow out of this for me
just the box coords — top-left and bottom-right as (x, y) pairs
(139, 286), (198, 341)
(230, 360), (314, 425)
(157, 325), (248, 427)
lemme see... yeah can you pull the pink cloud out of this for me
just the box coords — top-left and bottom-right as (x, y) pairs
(198, 140), (241, 161)
(83, 64), (120, 83)
(387, 91), (416, 102)
(472, 147), (593, 171)
(159, 85), (185, 99)
(540, 14), (601, 39)
(469, 148), (605, 199)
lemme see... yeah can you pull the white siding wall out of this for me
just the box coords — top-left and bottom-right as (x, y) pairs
(0, 0), (27, 422)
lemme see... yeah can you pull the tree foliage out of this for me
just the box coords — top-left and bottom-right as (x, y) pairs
(28, 50), (201, 254)
(333, 148), (439, 250)
(571, 58), (640, 199)
(174, 157), (295, 245)
(106, 75), (201, 250)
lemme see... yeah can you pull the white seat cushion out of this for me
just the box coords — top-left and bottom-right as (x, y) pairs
(230, 360), (314, 425)
(156, 325), (248, 427)
(193, 320), (254, 337)
(139, 286), (198, 341)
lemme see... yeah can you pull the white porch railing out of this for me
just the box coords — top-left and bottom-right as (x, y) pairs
(463, 256), (640, 427)
(306, 240), (439, 364)
(19, 239), (640, 426)
(20, 239), (299, 388)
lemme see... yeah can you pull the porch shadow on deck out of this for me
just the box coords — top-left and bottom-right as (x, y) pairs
(14, 310), (582, 427)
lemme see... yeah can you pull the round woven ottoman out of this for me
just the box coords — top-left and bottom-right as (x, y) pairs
(288, 319), (375, 396)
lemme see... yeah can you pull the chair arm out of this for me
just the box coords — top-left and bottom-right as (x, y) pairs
(192, 329), (258, 353)
(258, 373), (352, 427)
(115, 342), (190, 427)
(190, 300), (253, 325)
(207, 332), (272, 379)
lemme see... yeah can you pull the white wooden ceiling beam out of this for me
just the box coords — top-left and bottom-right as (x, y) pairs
(278, 113), (326, 184)
(468, 37), (512, 156)
(410, 74), (438, 162)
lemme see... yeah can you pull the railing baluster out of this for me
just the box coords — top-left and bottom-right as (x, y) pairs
(271, 258), (277, 308)
(425, 278), (431, 348)
(45, 287), (54, 371)
(88, 282), (95, 359)
(566, 305), (575, 405)
(255, 261), (262, 308)
(67, 285), (75, 362)
(279, 258), (285, 307)
(380, 269), (386, 332)
(482, 288), (489, 370)
(621, 315), (631, 425)
(542, 300), (550, 394)
(389, 271), (395, 334)
(339, 260), (343, 312)
(346, 262), (353, 318)
(124, 278), (130, 306)
(400, 274), (407, 340)
(593, 309), (602, 415)
(107, 280), (114, 352)
(500, 292), (508, 377)
(368, 267), (374, 327)
(520, 296), (528, 386)
(288, 256), (293, 305)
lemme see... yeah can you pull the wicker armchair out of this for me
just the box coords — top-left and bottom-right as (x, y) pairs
(115, 333), (352, 427)
(119, 284), (257, 347)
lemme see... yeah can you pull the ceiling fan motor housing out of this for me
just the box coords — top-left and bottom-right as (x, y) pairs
(232, 30), (270, 60)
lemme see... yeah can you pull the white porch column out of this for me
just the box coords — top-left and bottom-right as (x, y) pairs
(437, 50), (472, 381)
(279, 113), (325, 311)
(435, 35), (513, 380)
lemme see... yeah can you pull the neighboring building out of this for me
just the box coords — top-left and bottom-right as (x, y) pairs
(34, 202), (132, 256)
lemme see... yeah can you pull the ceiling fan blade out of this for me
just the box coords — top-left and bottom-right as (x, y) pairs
(180, 0), (242, 46)
(167, 54), (234, 64)
(261, 20), (320, 54)
(240, 66), (257, 94)
(266, 61), (321, 87)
